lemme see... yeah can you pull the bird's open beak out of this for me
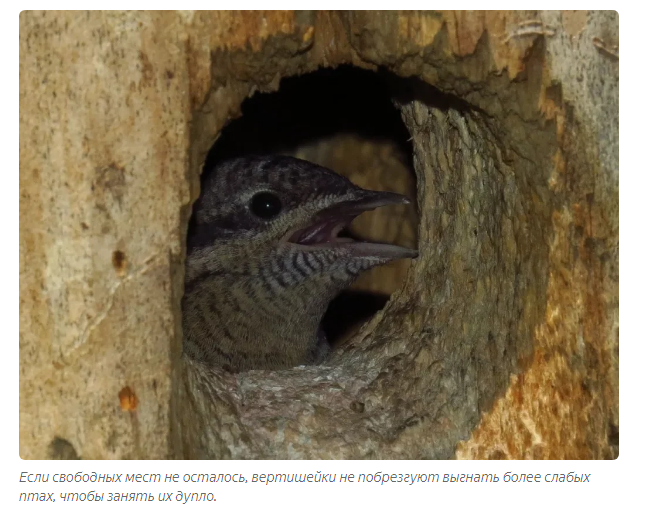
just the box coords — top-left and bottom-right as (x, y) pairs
(286, 189), (419, 261)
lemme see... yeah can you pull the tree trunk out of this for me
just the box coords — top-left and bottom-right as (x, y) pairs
(20, 10), (618, 459)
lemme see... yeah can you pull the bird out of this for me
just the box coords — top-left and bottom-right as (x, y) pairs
(182, 155), (418, 372)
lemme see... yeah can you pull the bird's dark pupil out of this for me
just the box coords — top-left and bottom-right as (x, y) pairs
(250, 192), (282, 219)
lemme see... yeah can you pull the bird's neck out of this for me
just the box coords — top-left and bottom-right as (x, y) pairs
(182, 250), (346, 371)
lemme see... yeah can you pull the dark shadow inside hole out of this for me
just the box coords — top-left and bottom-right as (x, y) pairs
(200, 65), (417, 347)
(321, 290), (390, 347)
(205, 66), (413, 168)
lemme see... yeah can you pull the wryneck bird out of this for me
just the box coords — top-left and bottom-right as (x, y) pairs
(182, 155), (417, 372)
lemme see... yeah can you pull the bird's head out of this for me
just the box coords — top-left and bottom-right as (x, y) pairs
(185, 155), (417, 289)
(182, 155), (417, 370)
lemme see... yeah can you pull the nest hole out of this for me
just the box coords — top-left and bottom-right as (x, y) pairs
(200, 66), (419, 348)
(180, 50), (557, 458)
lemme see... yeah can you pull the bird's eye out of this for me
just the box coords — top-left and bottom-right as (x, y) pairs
(249, 192), (282, 219)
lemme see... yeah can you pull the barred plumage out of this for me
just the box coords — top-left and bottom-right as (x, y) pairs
(182, 155), (417, 372)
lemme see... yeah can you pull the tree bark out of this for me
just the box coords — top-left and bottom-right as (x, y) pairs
(20, 10), (618, 459)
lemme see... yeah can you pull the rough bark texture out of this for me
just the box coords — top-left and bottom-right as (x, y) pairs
(20, 11), (618, 459)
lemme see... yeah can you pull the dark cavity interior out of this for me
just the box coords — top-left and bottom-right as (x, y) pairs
(201, 66), (419, 347)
